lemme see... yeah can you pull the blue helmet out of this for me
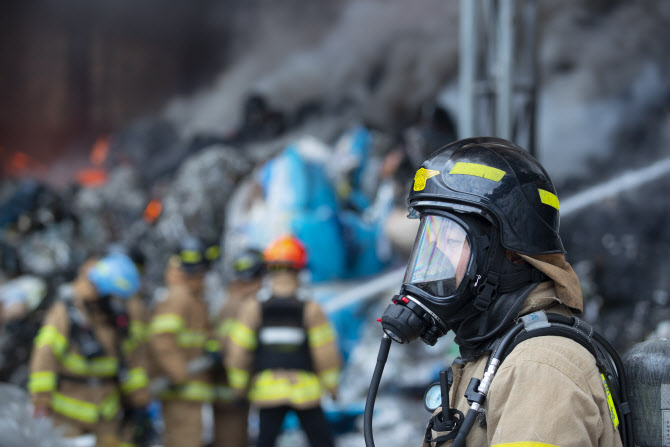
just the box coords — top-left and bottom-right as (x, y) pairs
(87, 253), (140, 299)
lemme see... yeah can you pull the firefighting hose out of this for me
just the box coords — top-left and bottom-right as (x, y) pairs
(364, 315), (633, 447)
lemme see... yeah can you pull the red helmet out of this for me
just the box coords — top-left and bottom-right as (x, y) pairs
(264, 235), (307, 270)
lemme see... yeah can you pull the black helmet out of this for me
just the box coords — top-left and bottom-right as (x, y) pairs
(232, 249), (265, 281)
(175, 236), (210, 274)
(408, 137), (563, 255)
(382, 137), (558, 347)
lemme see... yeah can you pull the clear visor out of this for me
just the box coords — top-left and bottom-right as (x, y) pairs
(403, 215), (472, 298)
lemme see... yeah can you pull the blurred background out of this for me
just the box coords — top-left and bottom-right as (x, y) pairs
(1, 0), (670, 445)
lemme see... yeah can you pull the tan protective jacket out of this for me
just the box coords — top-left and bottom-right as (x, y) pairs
(424, 254), (623, 447)
(225, 297), (342, 409)
(149, 281), (214, 403)
(28, 285), (149, 429)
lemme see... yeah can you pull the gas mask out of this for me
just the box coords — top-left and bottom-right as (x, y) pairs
(382, 211), (492, 346)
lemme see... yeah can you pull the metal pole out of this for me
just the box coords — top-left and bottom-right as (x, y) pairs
(496, 0), (515, 139)
(459, 0), (478, 139)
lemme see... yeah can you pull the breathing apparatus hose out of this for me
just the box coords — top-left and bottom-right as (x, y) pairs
(452, 321), (525, 447)
(364, 334), (392, 447)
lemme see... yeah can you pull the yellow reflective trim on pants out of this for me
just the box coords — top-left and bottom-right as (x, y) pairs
(229, 321), (257, 350)
(119, 443), (136, 447)
(34, 325), (68, 357)
(159, 381), (215, 402)
(61, 353), (118, 377)
(28, 371), (57, 393)
(538, 188), (560, 211)
(319, 367), (340, 389)
(177, 330), (208, 348)
(308, 323), (335, 348)
(204, 339), (220, 353)
(150, 314), (185, 334)
(493, 443), (559, 447)
(249, 370), (323, 405)
(449, 162), (506, 182)
(228, 367), (250, 390)
(51, 391), (120, 424)
(121, 367), (149, 394)
(601, 373), (620, 429)
(122, 337), (140, 356)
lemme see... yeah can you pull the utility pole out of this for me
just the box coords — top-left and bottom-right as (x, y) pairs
(458, 0), (538, 157)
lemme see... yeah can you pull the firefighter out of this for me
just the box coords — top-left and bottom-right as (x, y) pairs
(28, 253), (148, 447)
(212, 248), (265, 447)
(226, 235), (342, 447)
(149, 237), (216, 447)
(372, 137), (621, 446)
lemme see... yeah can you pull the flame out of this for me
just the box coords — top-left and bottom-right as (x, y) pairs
(143, 199), (163, 223)
(2, 150), (46, 177)
(77, 168), (108, 187)
(90, 136), (110, 166)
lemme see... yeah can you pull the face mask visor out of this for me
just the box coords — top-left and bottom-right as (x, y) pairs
(403, 214), (473, 298)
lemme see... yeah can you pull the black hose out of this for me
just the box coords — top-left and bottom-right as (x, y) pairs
(364, 334), (392, 447)
(452, 407), (479, 447)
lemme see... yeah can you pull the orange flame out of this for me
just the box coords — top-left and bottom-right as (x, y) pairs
(143, 199), (163, 223)
(90, 136), (110, 166)
(77, 168), (108, 187)
(2, 150), (46, 177)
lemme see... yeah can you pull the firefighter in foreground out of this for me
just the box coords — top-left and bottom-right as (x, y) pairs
(375, 137), (622, 446)
(212, 248), (266, 447)
(149, 237), (216, 447)
(226, 235), (342, 447)
(28, 253), (149, 447)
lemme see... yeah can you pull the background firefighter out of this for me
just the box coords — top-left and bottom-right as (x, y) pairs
(28, 253), (148, 447)
(148, 236), (216, 447)
(212, 248), (266, 447)
(226, 235), (342, 447)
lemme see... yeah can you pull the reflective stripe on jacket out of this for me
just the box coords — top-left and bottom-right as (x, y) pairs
(225, 297), (342, 409)
(149, 283), (213, 402)
(424, 282), (622, 447)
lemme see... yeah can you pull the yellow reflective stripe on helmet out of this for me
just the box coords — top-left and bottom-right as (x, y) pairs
(413, 168), (441, 191)
(449, 162), (506, 182)
(319, 367), (340, 389)
(601, 373), (620, 429)
(121, 367), (149, 394)
(159, 381), (215, 402)
(35, 325), (68, 357)
(205, 245), (220, 261)
(177, 330), (208, 348)
(228, 367), (250, 390)
(308, 323), (335, 348)
(216, 319), (234, 338)
(538, 188), (560, 211)
(61, 353), (118, 377)
(150, 314), (186, 335)
(28, 371), (57, 393)
(180, 249), (202, 264)
(51, 392), (100, 424)
(249, 370), (323, 405)
(99, 392), (121, 420)
(229, 321), (257, 350)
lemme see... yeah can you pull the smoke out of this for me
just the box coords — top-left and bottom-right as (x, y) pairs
(537, 0), (670, 180)
(164, 0), (459, 137)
